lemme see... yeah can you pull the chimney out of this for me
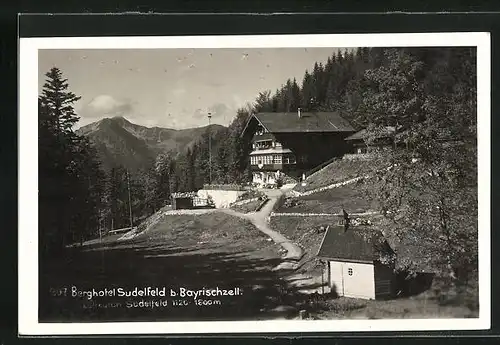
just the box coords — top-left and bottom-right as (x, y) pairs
(298, 107), (302, 119)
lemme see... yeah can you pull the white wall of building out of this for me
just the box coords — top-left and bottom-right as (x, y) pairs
(197, 189), (247, 209)
(328, 260), (376, 300)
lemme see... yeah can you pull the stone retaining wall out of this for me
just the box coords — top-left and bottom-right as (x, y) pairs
(288, 176), (368, 197)
(270, 211), (378, 217)
(197, 189), (247, 208)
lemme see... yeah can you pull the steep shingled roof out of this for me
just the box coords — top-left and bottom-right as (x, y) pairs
(317, 226), (394, 263)
(251, 112), (355, 133)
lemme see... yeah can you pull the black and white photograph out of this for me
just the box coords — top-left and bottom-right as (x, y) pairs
(18, 33), (490, 334)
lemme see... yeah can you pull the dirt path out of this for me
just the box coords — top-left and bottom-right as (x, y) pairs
(121, 186), (304, 271)
(221, 189), (303, 269)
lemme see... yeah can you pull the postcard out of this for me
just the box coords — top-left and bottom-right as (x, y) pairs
(18, 32), (490, 335)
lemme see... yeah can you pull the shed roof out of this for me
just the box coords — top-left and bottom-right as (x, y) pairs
(316, 226), (394, 263)
(244, 112), (355, 135)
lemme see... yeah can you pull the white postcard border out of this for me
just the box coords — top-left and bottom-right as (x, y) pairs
(19, 32), (491, 335)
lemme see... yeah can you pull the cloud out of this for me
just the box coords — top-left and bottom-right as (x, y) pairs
(177, 63), (197, 75)
(192, 103), (229, 120)
(85, 94), (133, 116)
(206, 80), (225, 88)
(208, 103), (229, 118)
(232, 94), (244, 108)
(74, 94), (134, 128)
(171, 88), (187, 97)
(193, 108), (204, 118)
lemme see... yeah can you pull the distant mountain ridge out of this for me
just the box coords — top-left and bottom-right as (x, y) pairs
(77, 116), (226, 171)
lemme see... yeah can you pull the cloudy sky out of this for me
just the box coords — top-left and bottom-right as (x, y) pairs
(38, 48), (339, 129)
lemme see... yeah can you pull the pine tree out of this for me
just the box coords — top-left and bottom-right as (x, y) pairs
(185, 148), (196, 191)
(214, 140), (230, 183)
(290, 78), (302, 111)
(300, 70), (316, 111)
(39, 67), (104, 255)
(253, 90), (274, 112)
(39, 67), (81, 135)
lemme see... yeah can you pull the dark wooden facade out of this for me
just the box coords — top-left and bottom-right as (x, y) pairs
(243, 112), (356, 185)
(250, 132), (352, 178)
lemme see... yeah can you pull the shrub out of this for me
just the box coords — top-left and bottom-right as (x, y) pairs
(203, 184), (246, 191)
(237, 189), (265, 201)
(272, 193), (286, 212)
(206, 195), (215, 207)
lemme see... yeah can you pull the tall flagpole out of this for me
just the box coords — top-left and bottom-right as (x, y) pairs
(208, 112), (212, 184)
(126, 169), (133, 228)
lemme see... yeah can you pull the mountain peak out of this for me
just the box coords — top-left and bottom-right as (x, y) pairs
(110, 116), (131, 124)
(78, 117), (228, 171)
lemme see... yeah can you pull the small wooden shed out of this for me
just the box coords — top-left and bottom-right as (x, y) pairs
(171, 196), (193, 210)
(317, 226), (396, 300)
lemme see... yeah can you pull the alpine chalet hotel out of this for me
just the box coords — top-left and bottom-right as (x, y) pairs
(241, 109), (356, 187)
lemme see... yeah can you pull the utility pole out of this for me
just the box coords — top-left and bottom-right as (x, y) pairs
(126, 169), (133, 228)
(321, 260), (325, 294)
(208, 112), (212, 184)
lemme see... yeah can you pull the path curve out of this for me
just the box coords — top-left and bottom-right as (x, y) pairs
(122, 188), (304, 270)
(221, 189), (303, 268)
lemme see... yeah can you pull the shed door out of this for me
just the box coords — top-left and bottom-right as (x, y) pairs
(341, 262), (375, 299)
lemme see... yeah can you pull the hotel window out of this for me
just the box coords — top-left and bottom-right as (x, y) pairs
(274, 155), (282, 164)
(265, 155), (273, 165)
(255, 140), (272, 150)
(285, 154), (296, 164)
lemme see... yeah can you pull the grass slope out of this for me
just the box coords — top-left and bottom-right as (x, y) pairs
(230, 199), (265, 213)
(41, 212), (322, 322)
(279, 183), (378, 214)
(294, 158), (375, 193)
(270, 214), (479, 320)
(270, 215), (338, 275)
(308, 287), (479, 319)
